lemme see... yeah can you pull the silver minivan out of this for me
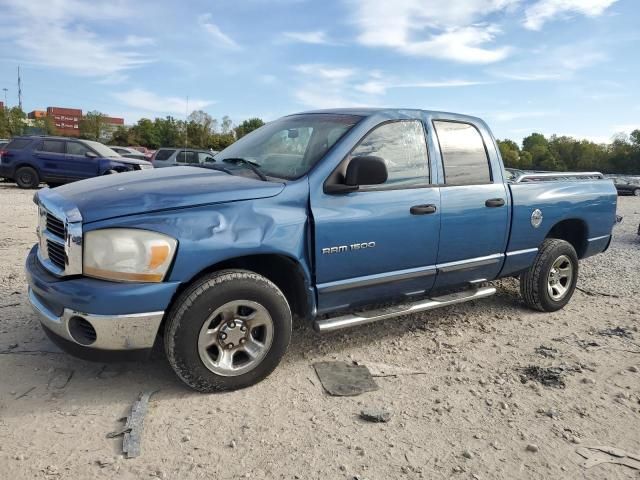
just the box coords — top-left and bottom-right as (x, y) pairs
(152, 148), (218, 168)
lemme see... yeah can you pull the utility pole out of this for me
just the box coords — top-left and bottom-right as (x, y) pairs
(17, 66), (23, 111)
(2, 88), (7, 108)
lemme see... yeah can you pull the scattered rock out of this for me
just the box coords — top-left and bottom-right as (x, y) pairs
(96, 458), (115, 468)
(526, 444), (539, 453)
(535, 345), (558, 358)
(499, 401), (509, 410)
(628, 366), (639, 373)
(360, 409), (391, 423)
(181, 435), (190, 443)
(462, 450), (473, 459)
(581, 377), (596, 384)
(229, 440), (237, 449)
(599, 326), (633, 338)
(519, 365), (579, 388)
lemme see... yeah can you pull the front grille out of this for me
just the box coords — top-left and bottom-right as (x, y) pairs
(37, 196), (82, 276)
(46, 239), (66, 270)
(46, 214), (65, 238)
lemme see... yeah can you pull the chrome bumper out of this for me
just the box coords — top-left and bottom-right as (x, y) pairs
(29, 288), (164, 350)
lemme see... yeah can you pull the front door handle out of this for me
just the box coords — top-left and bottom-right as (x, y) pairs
(410, 204), (437, 215)
(485, 198), (505, 208)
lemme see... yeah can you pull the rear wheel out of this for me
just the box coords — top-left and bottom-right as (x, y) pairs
(15, 166), (39, 189)
(633, 188), (640, 197)
(520, 239), (578, 312)
(164, 270), (292, 392)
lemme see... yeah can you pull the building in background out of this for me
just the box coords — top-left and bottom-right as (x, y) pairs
(27, 110), (46, 119)
(0, 101), (4, 110)
(47, 107), (82, 137)
(101, 116), (125, 141)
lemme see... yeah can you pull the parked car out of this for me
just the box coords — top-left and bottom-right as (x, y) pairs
(130, 146), (155, 160)
(0, 136), (152, 188)
(612, 177), (640, 196)
(26, 109), (617, 392)
(108, 146), (148, 161)
(0, 139), (9, 149)
(151, 148), (217, 167)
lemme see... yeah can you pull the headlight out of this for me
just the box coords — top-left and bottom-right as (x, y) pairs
(83, 229), (177, 282)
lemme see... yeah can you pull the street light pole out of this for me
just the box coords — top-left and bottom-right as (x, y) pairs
(2, 88), (7, 108)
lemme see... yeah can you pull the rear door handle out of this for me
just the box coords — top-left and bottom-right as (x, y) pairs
(410, 204), (437, 215)
(485, 198), (505, 208)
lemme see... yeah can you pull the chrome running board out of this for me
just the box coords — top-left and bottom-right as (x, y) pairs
(313, 286), (496, 333)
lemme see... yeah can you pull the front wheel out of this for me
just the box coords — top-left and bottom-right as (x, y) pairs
(520, 239), (578, 312)
(633, 189), (640, 197)
(164, 270), (292, 392)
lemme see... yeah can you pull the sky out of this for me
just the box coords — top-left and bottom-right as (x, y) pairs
(0, 0), (638, 144)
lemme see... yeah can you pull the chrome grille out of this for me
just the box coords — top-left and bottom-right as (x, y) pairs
(46, 239), (66, 270)
(46, 214), (65, 238)
(36, 193), (83, 277)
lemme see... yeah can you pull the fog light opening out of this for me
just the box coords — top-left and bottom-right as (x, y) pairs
(68, 316), (97, 346)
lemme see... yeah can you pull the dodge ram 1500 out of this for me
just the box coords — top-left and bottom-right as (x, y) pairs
(26, 109), (618, 392)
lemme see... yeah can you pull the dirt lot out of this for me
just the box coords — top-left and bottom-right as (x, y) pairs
(0, 183), (639, 480)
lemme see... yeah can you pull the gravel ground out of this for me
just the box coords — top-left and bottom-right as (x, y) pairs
(0, 183), (639, 480)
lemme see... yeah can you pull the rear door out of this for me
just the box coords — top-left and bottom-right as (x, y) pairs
(65, 141), (99, 179)
(176, 150), (199, 166)
(430, 119), (510, 289)
(33, 139), (67, 181)
(311, 119), (441, 314)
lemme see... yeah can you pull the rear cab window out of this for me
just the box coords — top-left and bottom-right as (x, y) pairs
(433, 120), (491, 186)
(176, 151), (199, 164)
(5, 138), (32, 150)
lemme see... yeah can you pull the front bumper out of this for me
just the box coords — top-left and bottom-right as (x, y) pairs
(29, 287), (164, 350)
(25, 245), (180, 354)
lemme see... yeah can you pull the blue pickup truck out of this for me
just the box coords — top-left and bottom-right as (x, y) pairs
(26, 109), (617, 392)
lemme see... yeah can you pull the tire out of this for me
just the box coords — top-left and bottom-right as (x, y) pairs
(15, 166), (39, 189)
(520, 239), (578, 312)
(165, 269), (292, 392)
(634, 189), (640, 197)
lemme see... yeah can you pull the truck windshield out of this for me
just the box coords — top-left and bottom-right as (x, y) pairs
(214, 114), (362, 180)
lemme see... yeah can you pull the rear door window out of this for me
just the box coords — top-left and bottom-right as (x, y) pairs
(155, 149), (175, 161)
(433, 121), (491, 186)
(5, 138), (31, 150)
(176, 151), (199, 164)
(67, 142), (92, 156)
(39, 140), (66, 154)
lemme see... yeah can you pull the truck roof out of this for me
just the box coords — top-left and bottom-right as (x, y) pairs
(292, 108), (485, 124)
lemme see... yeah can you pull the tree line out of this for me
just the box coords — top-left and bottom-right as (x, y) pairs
(497, 130), (640, 175)
(2, 105), (638, 174)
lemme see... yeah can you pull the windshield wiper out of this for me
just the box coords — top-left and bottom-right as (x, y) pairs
(221, 157), (268, 181)
(197, 163), (234, 175)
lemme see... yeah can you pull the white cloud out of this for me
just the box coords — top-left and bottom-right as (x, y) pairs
(124, 35), (155, 47)
(524, 0), (619, 30)
(0, 0), (151, 77)
(491, 43), (607, 81)
(349, 0), (518, 63)
(282, 30), (333, 45)
(294, 64), (356, 82)
(355, 79), (489, 95)
(198, 13), (241, 49)
(113, 88), (213, 115)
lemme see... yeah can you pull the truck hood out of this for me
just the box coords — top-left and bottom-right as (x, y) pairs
(39, 167), (285, 223)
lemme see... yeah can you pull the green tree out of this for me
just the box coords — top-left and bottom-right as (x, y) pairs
(129, 118), (159, 148)
(3, 107), (27, 137)
(154, 116), (182, 147)
(110, 126), (132, 146)
(79, 111), (106, 140)
(234, 118), (265, 139)
(497, 139), (520, 168)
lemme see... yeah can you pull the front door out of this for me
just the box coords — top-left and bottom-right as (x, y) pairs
(65, 141), (100, 179)
(430, 120), (510, 289)
(311, 119), (441, 314)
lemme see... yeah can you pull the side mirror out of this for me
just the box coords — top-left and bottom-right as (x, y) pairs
(325, 156), (388, 194)
(85, 151), (97, 158)
(345, 155), (387, 186)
